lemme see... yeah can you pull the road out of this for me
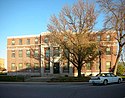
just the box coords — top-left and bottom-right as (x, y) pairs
(0, 82), (125, 98)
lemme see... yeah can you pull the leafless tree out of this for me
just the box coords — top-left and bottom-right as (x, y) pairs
(47, 0), (98, 77)
(97, 0), (125, 75)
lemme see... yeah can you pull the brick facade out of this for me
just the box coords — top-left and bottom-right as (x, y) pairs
(7, 31), (117, 76)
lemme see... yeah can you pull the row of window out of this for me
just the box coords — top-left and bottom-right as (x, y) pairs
(86, 61), (111, 71)
(11, 63), (69, 73)
(11, 50), (39, 58)
(11, 37), (49, 45)
(12, 38), (39, 45)
(11, 34), (112, 45)
(11, 63), (39, 71)
(11, 47), (111, 58)
(97, 34), (111, 41)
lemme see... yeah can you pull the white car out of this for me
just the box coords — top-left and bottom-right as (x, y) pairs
(89, 73), (122, 85)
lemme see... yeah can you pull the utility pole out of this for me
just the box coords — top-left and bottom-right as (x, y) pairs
(39, 35), (42, 76)
(99, 50), (101, 74)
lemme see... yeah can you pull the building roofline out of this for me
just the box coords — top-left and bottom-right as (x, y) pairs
(7, 34), (41, 39)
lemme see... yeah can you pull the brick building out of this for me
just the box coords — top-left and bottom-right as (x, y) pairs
(7, 31), (117, 76)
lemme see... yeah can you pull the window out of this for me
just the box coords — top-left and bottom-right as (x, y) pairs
(19, 50), (23, 57)
(26, 63), (31, 72)
(107, 35), (110, 41)
(18, 63), (23, 70)
(96, 62), (99, 70)
(11, 63), (16, 70)
(34, 50), (38, 57)
(44, 37), (48, 43)
(45, 48), (50, 58)
(106, 61), (111, 71)
(35, 38), (38, 44)
(12, 40), (15, 45)
(11, 50), (15, 58)
(64, 36), (68, 41)
(63, 62), (69, 73)
(34, 63), (39, 71)
(106, 47), (111, 55)
(19, 39), (22, 45)
(26, 39), (30, 44)
(64, 49), (69, 58)
(26, 63), (31, 68)
(53, 47), (60, 57)
(86, 63), (91, 70)
(45, 62), (50, 72)
(97, 35), (101, 41)
(26, 50), (30, 57)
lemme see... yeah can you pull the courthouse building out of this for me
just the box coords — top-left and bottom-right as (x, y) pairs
(7, 31), (117, 76)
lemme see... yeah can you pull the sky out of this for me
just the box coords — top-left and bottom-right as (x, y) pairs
(0, 0), (104, 67)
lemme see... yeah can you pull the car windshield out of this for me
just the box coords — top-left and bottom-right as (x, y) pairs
(96, 73), (109, 77)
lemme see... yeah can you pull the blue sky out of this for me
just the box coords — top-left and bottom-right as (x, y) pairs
(0, 0), (104, 66)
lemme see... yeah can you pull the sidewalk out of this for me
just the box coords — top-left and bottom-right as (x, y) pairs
(0, 81), (89, 85)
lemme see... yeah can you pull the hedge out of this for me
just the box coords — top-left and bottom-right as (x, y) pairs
(0, 76), (25, 82)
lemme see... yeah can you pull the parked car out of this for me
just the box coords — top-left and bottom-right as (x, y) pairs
(89, 73), (122, 85)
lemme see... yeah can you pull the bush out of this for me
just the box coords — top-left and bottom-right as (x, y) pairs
(0, 76), (25, 82)
(117, 64), (125, 76)
(0, 72), (7, 75)
(49, 76), (90, 82)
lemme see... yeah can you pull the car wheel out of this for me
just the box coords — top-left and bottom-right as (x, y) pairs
(118, 79), (121, 84)
(103, 80), (108, 85)
(92, 83), (96, 86)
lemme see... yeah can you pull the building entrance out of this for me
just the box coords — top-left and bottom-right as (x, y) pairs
(53, 63), (60, 74)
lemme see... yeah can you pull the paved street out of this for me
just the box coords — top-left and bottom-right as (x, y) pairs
(0, 82), (125, 98)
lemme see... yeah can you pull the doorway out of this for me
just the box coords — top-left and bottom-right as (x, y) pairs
(53, 63), (60, 74)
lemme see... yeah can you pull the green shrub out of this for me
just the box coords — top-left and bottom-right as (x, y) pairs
(117, 64), (125, 76)
(49, 76), (90, 82)
(0, 73), (7, 75)
(0, 76), (25, 82)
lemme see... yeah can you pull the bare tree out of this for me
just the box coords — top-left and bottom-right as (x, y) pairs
(47, 0), (98, 77)
(97, 0), (125, 75)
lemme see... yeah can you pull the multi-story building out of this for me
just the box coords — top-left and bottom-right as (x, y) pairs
(7, 31), (117, 76)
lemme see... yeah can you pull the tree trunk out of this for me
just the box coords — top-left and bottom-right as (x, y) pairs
(77, 66), (82, 77)
(113, 47), (122, 75)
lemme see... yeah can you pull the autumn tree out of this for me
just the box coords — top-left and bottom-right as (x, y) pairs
(47, 0), (98, 77)
(97, 0), (125, 75)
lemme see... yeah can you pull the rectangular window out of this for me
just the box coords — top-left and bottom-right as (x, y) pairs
(18, 63), (23, 70)
(19, 39), (22, 45)
(64, 49), (69, 58)
(35, 38), (38, 44)
(26, 39), (30, 45)
(44, 37), (48, 43)
(97, 35), (101, 41)
(34, 63), (39, 71)
(11, 50), (15, 58)
(26, 63), (31, 72)
(34, 50), (39, 57)
(96, 62), (99, 70)
(45, 62), (50, 73)
(53, 47), (60, 57)
(106, 47), (111, 55)
(86, 63), (91, 70)
(26, 50), (30, 57)
(12, 40), (15, 45)
(45, 48), (50, 58)
(26, 63), (31, 69)
(11, 63), (16, 70)
(63, 62), (69, 73)
(107, 35), (111, 41)
(106, 61), (111, 71)
(19, 50), (23, 57)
